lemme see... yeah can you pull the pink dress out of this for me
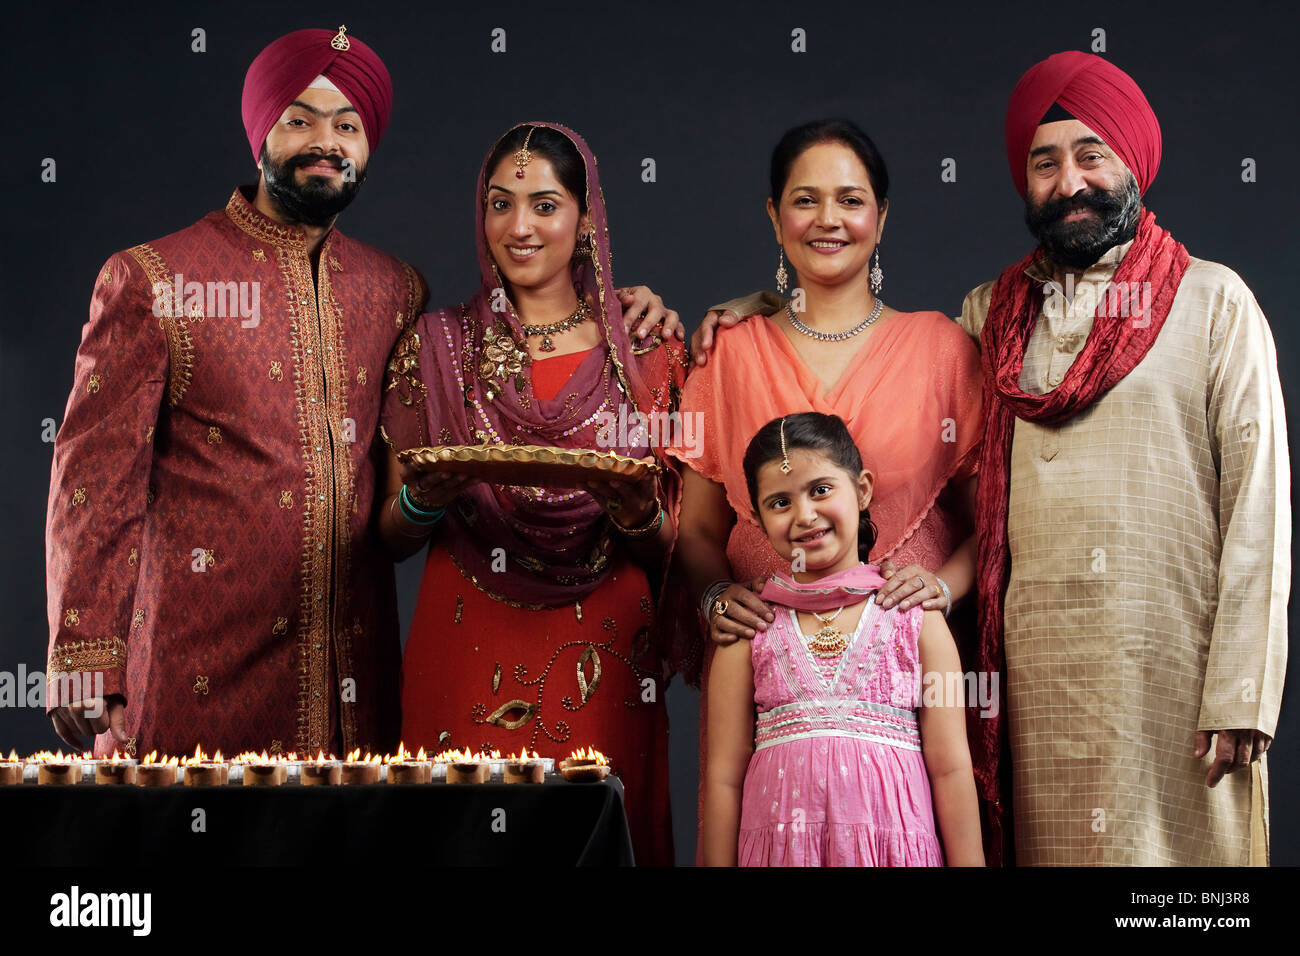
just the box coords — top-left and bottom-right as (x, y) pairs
(738, 598), (945, 867)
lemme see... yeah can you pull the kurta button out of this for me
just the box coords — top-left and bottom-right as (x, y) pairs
(318, 494), (325, 501)
(310, 397), (317, 403)
(306, 348), (313, 355)
(300, 299), (308, 305)
(317, 543), (324, 551)
(315, 446), (322, 452)
(315, 592), (323, 601)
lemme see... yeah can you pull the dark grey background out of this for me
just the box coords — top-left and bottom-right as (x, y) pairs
(2, 0), (1295, 866)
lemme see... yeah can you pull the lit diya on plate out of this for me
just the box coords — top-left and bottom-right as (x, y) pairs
(235, 750), (287, 787)
(559, 747), (610, 783)
(385, 743), (431, 785)
(182, 746), (228, 786)
(397, 444), (659, 490)
(300, 752), (341, 786)
(135, 751), (179, 786)
(340, 749), (383, 785)
(94, 751), (137, 785)
(0, 750), (24, 786)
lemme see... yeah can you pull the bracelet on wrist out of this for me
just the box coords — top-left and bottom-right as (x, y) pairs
(612, 501), (664, 538)
(935, 576), (952, 618)
(389, 496), (432, 539)
(399, 485), (445, 526)
(700, 580), (730, 619)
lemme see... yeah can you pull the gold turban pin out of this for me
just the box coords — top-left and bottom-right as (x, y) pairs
(331, 25), (350, 52)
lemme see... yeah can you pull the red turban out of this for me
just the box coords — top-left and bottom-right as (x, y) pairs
(1004, 51), (1161, 198)
(241, 26), (393, 162)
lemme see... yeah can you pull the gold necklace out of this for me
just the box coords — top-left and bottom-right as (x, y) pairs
(521, 298), (590, 353)
(806, 606), (848, 657)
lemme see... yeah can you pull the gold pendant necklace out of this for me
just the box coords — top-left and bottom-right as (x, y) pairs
(807, 606), (848, 657)
(522, 298), (590, 353)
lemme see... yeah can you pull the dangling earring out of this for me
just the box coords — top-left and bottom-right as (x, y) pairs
(775, 248), (789, 294)
(572, 231), (594, 260)
(869, 246), (884, 296)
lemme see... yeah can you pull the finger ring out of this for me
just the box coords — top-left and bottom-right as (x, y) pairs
(712, 599), (729, 619)
(915, 575), (926, 587)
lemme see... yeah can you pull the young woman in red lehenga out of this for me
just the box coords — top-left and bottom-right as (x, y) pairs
(376, 122), (694, 865)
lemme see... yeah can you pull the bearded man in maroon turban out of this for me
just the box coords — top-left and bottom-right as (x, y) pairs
(958, 51), (1288, 866)
(44, 26), (682, 761)
(43, 26), (423, 759)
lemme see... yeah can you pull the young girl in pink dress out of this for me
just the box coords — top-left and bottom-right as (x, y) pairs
(702, 412), (984, 866)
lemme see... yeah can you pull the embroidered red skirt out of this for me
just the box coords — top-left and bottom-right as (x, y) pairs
(401, 545), (673, 865)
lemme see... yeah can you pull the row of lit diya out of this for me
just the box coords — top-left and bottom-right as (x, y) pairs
(0, 745), (610, 787)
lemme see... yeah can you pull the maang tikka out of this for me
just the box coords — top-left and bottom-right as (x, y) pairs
(779, 417), (792, 473)
(513, 126), (535, 179)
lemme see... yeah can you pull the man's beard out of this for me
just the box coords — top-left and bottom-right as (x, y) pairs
(260, 145), (366, 227)
(1024, 173), (1141, 270)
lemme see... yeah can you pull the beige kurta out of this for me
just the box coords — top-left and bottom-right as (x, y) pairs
(958, 239), (1289, 865)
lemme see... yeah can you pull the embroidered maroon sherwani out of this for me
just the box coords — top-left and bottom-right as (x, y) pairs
(45, 186), (427, 758)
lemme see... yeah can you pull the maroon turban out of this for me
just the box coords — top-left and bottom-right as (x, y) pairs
(1004, 51), (1161, 198)
(241, 26), (393, 162)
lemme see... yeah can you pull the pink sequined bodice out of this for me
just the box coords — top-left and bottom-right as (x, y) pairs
(751, 599), (925, 753)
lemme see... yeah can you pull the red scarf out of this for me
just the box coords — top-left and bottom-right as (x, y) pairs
(972, 207), (1189, 858)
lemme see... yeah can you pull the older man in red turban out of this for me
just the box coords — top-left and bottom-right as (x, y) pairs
(44, 26), (426, 759)
(960, 50), (1288, 866)
(692, 51), (1287, 868)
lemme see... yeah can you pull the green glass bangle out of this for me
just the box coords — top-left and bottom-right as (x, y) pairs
(399, 485), (445, 525)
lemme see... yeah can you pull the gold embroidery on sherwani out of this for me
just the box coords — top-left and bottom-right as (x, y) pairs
(127, 243), (193, 407)
(71, 487), (85, 508)
(253, 248), (266, 262)
(206, 426), (222, 445)
(273, 617), (289, 636)
(63, 609), (80, 627)
(278, 490), (293, 509)
(86, 374), (101, 395)
(271, 232), (332, 754)
(193, 675), (210, 695)
(320, 253), (360, 750)
(269, 360), (283, 381)
(47, 636), (127, 677)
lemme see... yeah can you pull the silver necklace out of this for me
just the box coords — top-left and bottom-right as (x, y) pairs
(785, 297), (884, 342)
